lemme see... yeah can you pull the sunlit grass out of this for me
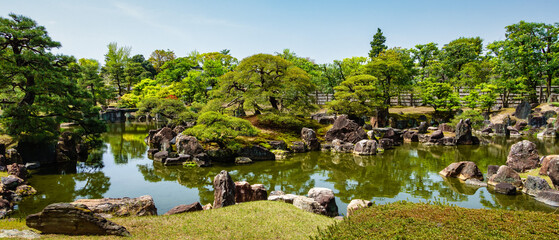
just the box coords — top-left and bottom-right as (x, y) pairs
(3, 201), (334, 240)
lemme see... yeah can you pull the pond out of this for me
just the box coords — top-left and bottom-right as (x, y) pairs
(13, 122), (559, 217)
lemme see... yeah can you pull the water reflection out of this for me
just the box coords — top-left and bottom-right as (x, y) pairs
(103, 123), (158, 164)
(13, 123), (559, 217)
(15, 161), (111, 218)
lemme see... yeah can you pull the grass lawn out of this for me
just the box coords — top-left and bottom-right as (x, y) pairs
(4, 200), (559, 239)
(314, 201), (559, 239)
(1, 201), (335, 240)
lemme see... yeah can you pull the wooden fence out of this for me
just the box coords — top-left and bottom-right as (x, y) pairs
(313, 85), (559, 108)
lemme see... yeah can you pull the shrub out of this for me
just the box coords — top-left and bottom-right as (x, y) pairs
(256, 113), (321, 133)
(448, 109), (486, 130)
(137, 97), (195, 123)
(183, 111), (258, 148)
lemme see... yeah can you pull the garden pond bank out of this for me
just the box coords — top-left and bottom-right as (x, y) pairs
(11, 122), (559, 217)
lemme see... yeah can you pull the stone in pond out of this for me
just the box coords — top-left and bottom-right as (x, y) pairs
(213, 170), (235, 208)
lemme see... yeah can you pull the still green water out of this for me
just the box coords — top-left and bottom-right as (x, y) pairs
(14, 123), (559, 217)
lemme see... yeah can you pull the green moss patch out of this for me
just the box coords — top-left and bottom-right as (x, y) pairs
(314, 201), (559, 239)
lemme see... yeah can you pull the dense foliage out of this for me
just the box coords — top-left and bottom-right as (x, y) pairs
(183, 111), (258, 148)
(2, 13), (558, 144)
(212, 54), (317, 116)
(0, 14), (105, 143)
(256, 113), (321, 133)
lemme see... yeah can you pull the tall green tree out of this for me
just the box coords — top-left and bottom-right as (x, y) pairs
(419, 79), (461, 118)
(77, 58), (111, 105)
(486, 41), (525, 108)
(102, 42), (131, 96)
(156, 55), (199, 84)
(0, 14), (105, 143)
(440, 37), (483, 85)
(214, 54), (316, 115)
(496, 21), (559, 103)
(412, 42), (439, 80)
(369, 28), (387, 59)
(149, 49), (176, 73)
(328, 75), (381, 118)
(130, 54), (156, 79)
(123, 61), (144, 92)
(364, 49), (413, 126)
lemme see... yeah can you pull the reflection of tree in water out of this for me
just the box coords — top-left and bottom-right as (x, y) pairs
(104, 123), (155, 164)
(132, 133), (559, 212)
(15, 154), (111, 217)
(73, 152), (111, 199)
(136, 157), (318, 204)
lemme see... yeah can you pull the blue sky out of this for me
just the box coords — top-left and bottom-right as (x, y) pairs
(3, 0), (559, 64)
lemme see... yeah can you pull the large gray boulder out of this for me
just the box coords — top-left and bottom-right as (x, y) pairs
(325, 115), (367, 144)
(506, 140), (540, 172)
(488, 165), (522, 187)
(150, 127), (176, 150)
(535, 190), (559, 207)
(353, 140), (377, 155)
(290, 141), (307, 153)
(539, 155), (559, 176)
(175, 135), (204, 155)
(234, 181), (268, 203)
(494, 182), (517, 195)
(403, 130), (419, 142)
(5, 148), (22, 165)
(293, 196), (327, 215)
(487, 165), (499, 179)
(213, 170), (235, 208)
(153, 151), (168, 162)
(514, 100), (531, 119)
(418, 122), (428, 134)
(308, 187), (339, 217)
(239, 145), (275, 161)
(72, 195), (157, 217)
(301, 128), (321, 151)
(455, 119), (479, 145)
(548, 158), (559, 189)
(267, 193), (299, 204)
(1, 175), (24, 190)
(522, 176), (552, 196)
(331, 139), (354, 153)
(439, 161), (484, 181)
(429, 130), (444, 141)
(26, 203), (130, 236)
(193, 153), (212, 167)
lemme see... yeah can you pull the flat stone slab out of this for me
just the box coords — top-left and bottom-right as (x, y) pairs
(0, 229), (40, 239)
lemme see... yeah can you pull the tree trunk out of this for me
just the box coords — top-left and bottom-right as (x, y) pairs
(527, 77), (538, 104)
(19, 75), (36, 106)
(546, 75), (552, 102)
(269, 96), (279, 110)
